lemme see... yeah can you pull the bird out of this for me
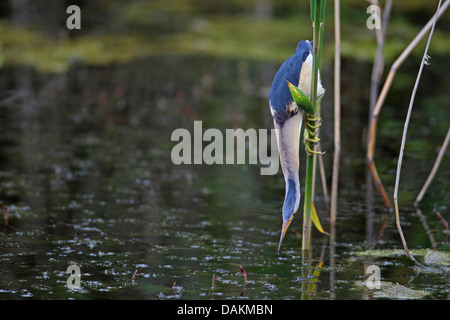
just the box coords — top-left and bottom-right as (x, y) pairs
(268, 40), (325, 252)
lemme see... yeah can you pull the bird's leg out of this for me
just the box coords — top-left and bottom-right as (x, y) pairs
(304, 114), (325, 156)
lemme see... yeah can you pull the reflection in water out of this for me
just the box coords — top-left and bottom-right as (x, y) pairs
(0, 54), (449, 299)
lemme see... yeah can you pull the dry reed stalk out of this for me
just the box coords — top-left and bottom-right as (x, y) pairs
(369, 0), (392, 114)
(367, 0), (450, 210)
(317, 143), (330, 211)
(366, 0), (392, 241)
(330, 0), (340, 228)
(328, 2), (340, 295)
(415, 208), (438, 249)
(436, 212), (448, 244)
(393, 0), (443, 266)
(414, 127), (450, 206)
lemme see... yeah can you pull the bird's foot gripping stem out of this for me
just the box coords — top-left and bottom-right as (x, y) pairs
(304, 114), (325, 156)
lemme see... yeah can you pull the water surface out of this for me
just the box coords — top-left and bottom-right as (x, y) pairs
(0, 55), (448, 299)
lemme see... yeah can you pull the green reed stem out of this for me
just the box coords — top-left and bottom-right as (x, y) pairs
(302, 0), (326, 251)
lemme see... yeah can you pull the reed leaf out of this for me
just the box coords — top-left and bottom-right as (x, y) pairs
(286, 80), (315, 114)
(312, 202), (329, 235)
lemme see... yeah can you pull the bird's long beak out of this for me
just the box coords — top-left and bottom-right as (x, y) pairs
(274, 109), (303, 251)
(278, 216), (294, 252)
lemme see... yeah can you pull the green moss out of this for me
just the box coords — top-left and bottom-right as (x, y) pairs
(354, 280), (430, 299)
(354, 248), (450, 267)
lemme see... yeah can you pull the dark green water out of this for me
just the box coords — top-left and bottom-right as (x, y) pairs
(0, 55), (448, 300)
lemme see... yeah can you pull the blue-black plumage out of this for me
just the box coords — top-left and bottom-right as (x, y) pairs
(269, 40), (312, 127)
(268, 40), (324, 251)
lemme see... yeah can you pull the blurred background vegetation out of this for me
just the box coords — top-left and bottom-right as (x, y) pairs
(0, 0), (448, 73)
